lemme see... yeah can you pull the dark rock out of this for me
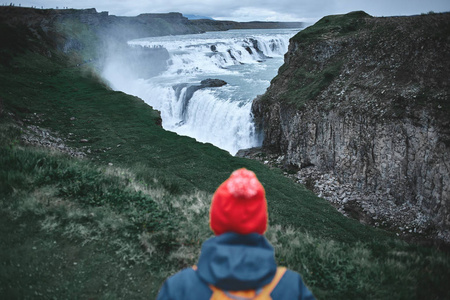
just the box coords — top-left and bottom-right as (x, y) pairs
(247, 38), (268, 59)
(172, 79), (227, 121)
(200, 78), (227, 88)
(227, 49), (237, 61)
(235, 147), (264, 158)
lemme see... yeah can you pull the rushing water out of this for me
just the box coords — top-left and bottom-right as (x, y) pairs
(101, 28), (300, 155)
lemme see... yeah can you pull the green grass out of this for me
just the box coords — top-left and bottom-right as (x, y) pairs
(54, 17), (101, 63)
(0, 23), (37, 66)
(277, 61), (344, 109)
(261, 11), (371, 108)
(2, 141), (450, 299)
(291, 11), (372, 43)
(264, 11), (372, 109)
(1, 23), (450, 299)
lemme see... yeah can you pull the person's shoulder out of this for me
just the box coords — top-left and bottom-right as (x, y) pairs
(165, 267), (199, 289)
(157, 267), (212, 300)
(170, 267), (196, 281)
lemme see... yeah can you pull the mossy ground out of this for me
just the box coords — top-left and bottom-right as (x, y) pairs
(1, 19), (450, 299)
(291, 11), (371, 43)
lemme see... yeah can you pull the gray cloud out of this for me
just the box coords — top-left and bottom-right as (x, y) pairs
(7, 0), (450, 22)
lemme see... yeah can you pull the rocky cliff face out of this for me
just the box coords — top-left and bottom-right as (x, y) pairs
(252, 11), (450, 242)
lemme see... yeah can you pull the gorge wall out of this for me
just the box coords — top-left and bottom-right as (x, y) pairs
(252, 11), (450, 242)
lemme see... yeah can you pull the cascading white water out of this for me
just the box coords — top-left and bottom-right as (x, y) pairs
(101, 28), (299, 155)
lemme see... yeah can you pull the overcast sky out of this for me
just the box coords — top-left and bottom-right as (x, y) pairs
(6, 0), (450, 23)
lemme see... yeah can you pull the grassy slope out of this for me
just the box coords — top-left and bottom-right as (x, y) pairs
(1, 19), (449, 300)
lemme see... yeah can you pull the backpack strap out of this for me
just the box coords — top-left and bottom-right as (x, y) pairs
(209, 286), (258, 300)
(257, 267), (287, 297)
(203, 267), (287, 300)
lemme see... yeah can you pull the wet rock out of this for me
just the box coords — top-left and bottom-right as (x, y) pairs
(172, 78), (228, 121)
(200, 78), (227, 88)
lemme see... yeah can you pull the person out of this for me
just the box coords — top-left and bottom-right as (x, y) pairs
(156, 168), (315, 299)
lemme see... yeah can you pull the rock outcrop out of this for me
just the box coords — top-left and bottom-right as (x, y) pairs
(252, 11), (450, 242)
(173, 79), (227, 121)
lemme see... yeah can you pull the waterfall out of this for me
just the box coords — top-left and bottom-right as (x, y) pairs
(101, 28), (299, 155)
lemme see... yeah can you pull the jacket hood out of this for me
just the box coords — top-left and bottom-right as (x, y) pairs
(196, 233), (277, 291)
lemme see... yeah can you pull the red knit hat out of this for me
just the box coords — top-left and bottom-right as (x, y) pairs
(210, 168), (267, 235)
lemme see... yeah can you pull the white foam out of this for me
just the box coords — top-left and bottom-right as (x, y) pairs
(102, 29), (299, 155)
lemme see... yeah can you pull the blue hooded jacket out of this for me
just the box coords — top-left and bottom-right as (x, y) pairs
(156, 233), (315, 299)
